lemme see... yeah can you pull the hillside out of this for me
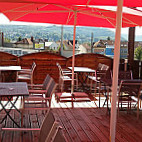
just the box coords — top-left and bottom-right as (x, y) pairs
(0, 25), (126, 43)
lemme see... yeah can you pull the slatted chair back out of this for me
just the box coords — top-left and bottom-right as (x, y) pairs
(56, 62), (64, 77)
(119, 80), (142, 97)
(43, 74), (52, 90)
(39, 109), (56, 142)
(31, 62), (36, 72)
(118, 80), (142, 119)
(96, 65), (109, 79)
(101, 70), (112, 82)
(101, 64), (109, 71)
(97, 63), (104, 70)
(118, 70), (133, 80)
(45, 78), (58, 98)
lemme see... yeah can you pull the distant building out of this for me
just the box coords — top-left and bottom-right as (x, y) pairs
(0, 47), (38, 56)
(45, 42), (58, 51)
(14, 37), (33, 49)
(61, 40), (80, 57)
(93, 40), (106, 55)
(81, 43), (91, 53)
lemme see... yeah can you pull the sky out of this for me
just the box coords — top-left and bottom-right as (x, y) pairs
(0, 13), (142, 36)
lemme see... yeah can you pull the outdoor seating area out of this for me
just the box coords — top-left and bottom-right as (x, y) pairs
(0, 51), (142, 142)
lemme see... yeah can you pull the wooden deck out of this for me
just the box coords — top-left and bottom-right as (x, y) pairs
(1, 95), (142, 142)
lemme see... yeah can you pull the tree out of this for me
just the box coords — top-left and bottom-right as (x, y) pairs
(18, 36), (22, 41)
(134, 46), (142, 61)
(107, 36), (111, 40)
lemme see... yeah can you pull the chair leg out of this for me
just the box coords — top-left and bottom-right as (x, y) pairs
(61, 80), (64, 92)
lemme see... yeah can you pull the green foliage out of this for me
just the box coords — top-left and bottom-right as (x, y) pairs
(4, 38), (11, 43)
(18, 36), (22, 41)
(107, 36), (111, 40)
(134, 46), (142, 61)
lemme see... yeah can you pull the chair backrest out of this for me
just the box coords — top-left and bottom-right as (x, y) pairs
(56, 62), (65, 77)
(96, 64), (109, 79)
(52, 127), (67, 142)
(45, 78), (58, 98)
(119, 80), (142, 97)
(118, 70), (133, 80)
(31, 62), (36, 73)
(101, 64), (109, 71)
(97, 63), (104, 70)
(39, 109), (56, 142)
(43, 74), (52, 90)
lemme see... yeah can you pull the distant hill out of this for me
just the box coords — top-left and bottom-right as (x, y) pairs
(0, 24), (126, 43)
(122, 33), (142, 41)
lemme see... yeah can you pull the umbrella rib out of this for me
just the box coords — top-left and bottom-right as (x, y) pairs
(52, 4), (74, 11)
(86, 0), (91, 6)
(122, 16), (139, 26)
(3, 10), (69, 13)
(9, 11), (32, 21)
(2, 3), (35, 13)
(90, 7), (116, 27)
(79, 8), (138, 26)
(66, 12), (74, 24)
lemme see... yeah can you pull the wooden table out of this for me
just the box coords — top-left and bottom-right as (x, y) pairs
(0, 82), (29, 128)
(68, 67), (96, 90)
(0, 66), (21, 82)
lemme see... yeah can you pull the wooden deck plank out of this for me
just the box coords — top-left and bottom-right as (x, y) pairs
(2, 111), (14, 142)
(13, 111), (22, 142)
(29, 110), (39, 142)
(52, 101), (81, 142)
(23, 110), (32, 142)
(72, 105), (109, 142)
(69, 108), (101, 141)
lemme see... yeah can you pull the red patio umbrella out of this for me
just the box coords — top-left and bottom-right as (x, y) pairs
(0, 1), (142, 141)
(0, 0), (142, 7)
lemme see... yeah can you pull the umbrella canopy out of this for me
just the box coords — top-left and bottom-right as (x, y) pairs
(0, 3), (142, 28)
(0, 0), (142, 7)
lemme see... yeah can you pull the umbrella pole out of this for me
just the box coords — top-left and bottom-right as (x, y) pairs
(110, 0), (123, 142)
(71, 11), (77, 94)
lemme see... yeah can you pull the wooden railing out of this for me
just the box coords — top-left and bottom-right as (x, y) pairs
(1, 51), (141, 83)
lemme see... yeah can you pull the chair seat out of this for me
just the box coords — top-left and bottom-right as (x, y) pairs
(62, 76), (72, 80)
(18, 74), (31, 80)
(24, 103), (47, 109)
(88, 76), (97, 81)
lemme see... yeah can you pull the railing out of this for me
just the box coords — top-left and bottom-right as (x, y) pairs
(4, 51), (142, 83)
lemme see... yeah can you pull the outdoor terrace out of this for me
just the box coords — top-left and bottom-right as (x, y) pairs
(0, 51), (142, 142)
(1, 95), (142, 142)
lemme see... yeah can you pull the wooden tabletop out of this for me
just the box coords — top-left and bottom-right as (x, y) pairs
(0, 66), (21, 71)
(0, 82), (29, 97)
(68, 67), (95, 73)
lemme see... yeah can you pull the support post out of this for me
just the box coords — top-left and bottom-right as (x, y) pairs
(71, 11), (77, 94)
(91, 32), (94, 53)
(110, 0), (123, 141)
(60, 25), (63, 56)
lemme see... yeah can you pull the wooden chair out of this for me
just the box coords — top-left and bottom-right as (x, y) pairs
(28, 74), (52, 90)
(0, 109), (67, 142)
(118, 70), (133, 80)
(16, 62), (36, 85)
(88, 63), (109, 95)
(118, 80), (142, 119)
(24, 77), (58, 110)
(56, 62), (78, 92)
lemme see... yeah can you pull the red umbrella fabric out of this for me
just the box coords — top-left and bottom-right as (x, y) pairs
(0, 0), (142, 7)
(0, 3), (142, 28)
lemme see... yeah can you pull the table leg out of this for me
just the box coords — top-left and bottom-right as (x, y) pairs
(0, 96), (21, 128)
(21, 97), (25, 127)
